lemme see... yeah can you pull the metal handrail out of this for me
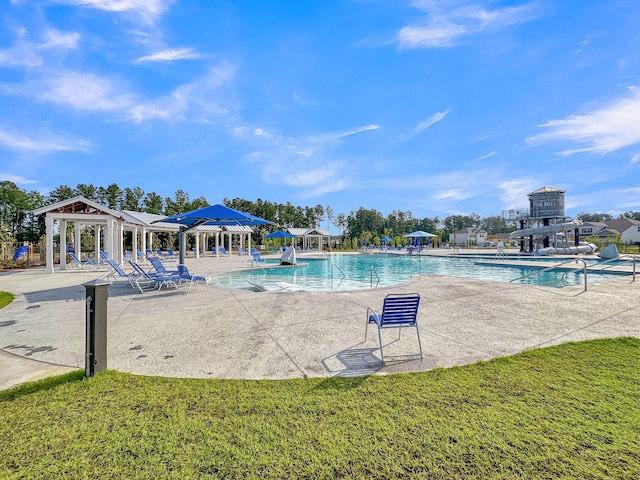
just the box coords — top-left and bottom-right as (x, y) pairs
(330, 263), (345, 281)
(586, 254), (637, 282)
(370, 266), (380, 288)
(251, 261), (267, 274)
(510, 258), (588, 292)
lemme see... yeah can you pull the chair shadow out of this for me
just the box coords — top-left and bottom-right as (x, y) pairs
(321, 344), (384, 378)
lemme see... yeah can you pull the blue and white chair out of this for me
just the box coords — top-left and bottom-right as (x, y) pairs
(365, 293), (423, 360)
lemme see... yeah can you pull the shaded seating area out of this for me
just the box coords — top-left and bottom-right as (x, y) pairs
(365, 293), (423, 360)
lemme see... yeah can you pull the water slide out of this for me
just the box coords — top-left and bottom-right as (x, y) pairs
(509, 220), (597, 255)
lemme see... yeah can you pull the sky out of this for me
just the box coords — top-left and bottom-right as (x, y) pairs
(1, 0), (640, 224)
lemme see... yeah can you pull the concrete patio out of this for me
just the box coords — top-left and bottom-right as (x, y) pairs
(1, 252), (639, 390)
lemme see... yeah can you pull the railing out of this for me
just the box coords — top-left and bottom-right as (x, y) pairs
(586, 255), (637, 282)
(330, 264), (345, 288)
(250, 261), (267, 274)
(510, 258), (588, 292)
(370, 266), (380, 288)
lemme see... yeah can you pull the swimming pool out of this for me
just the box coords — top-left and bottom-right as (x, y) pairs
(208, 253), (627, 292)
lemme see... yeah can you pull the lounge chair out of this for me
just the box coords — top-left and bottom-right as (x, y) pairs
(238, 247), (247, 256)
(82, 253), (103, 269)
(148, 256), (179, 275)
(269, 247), (276, 253)
(128, 261), (180, 293)
(105, 259), (135, 286)
(176, 264), (209, 294)
(68, 252), (87, 269)
(252, 252), (266, 264)
(365, 293), (422, 360)
(166, 248), (176, 259)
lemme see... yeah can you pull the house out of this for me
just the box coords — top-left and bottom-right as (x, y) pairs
(453, 228), (488, 246)
(604, 218), (640, 244)
(577, 222), (608, 237)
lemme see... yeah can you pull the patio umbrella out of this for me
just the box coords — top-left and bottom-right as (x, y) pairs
(404, 230), (437, 250)
(154, 204), (274, 263)
(263, 230), (297, 249)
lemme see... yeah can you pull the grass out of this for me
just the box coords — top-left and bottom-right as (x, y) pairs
(1, 338), (639, 479)
(0, 291), (14, 309)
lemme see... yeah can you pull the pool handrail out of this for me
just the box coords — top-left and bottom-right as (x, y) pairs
(509, 258), (588, 292)
(370, 266), (380, 288)
(586, 254), (636, 282)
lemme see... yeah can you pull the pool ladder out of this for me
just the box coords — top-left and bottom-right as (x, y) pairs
(510, 259), (589, 292)
(330, 264), (380, 289)
(509, 255), (637, 291)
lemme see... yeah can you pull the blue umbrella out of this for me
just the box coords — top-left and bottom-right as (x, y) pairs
(263, 230), (297, 249)
(263, 230), (296, 239)
(154, 204), (274, 263)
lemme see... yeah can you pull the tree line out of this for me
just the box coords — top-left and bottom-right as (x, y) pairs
(1, 180), (639, 247)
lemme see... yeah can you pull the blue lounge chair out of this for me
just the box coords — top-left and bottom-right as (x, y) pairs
(82, 253), (103, 269)
(238, 247), (247, 256)
(105, 259), (135, 285)
(69, 252), (87, 269)
(252, 252), (266, 263)
(128, 261), (180, 292)
(176, 264), (209, 293)
(148, 256), (179, 275)
(365, 293), (422, 360)
(167, 248), (176, 259)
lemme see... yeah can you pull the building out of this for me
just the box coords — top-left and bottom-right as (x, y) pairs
(453, 228), (488, 246)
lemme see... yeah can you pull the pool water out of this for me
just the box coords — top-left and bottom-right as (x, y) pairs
(208, 253), (627, 292)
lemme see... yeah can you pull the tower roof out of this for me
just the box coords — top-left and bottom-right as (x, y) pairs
(528, 186), (565, 196)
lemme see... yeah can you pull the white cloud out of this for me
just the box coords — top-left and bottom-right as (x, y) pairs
(136, 47), (204, 63)
(397, 1), (541, 49)
(528, 87), (640, 155)
(405, 109), (449, 138)
(254, 128), (272, 138)
(129, 63), (236, 122)
(55, 0), (174, 24)
(497, 178), (539, 208)
(35, 71), (134, 112)
(630, 153), (640, 166)
(0, 174), (38, 185)
(0, 127), (90, 154)
(309, 124), (379, 142)
(0, 28), (80, 68)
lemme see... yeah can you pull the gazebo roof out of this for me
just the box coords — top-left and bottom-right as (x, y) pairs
(32, 195), (124, 219)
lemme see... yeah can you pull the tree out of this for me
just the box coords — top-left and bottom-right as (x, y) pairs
(165, 190), (191, 215)
(99, 183), (123, 210)
(313, 205), (324, 229)
(75, 184), (98, 201)
(333, 213), (347, 237)
(47, 185), (75, 204)
(575, 212), (612, 223)
(325, 206), (334, 233)
(620, 211), (640, 221)
(143, 192), (164, 214)
(122, 187), (145, 211)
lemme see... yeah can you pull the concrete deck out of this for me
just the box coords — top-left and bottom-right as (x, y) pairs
(1, 251), (639, 390)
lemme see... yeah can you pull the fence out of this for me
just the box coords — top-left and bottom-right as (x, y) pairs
(0, 242), (48, 268)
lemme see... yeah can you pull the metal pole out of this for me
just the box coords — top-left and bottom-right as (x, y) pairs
(83, 279), (109, 377)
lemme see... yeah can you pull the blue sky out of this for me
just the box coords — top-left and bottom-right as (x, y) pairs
(1, 0), (640, 221)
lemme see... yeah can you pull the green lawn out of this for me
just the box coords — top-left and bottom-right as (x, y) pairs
(1, 338), (639, 479)
(0, 291), (14, 309)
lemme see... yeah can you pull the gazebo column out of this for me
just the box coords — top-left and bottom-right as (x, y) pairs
(116, 221), (124, 264)
(74, 223), (82, 259)
(215, 233), (220, 257)
(45, 215), (54, 274)
(94, 225), (101, 260)
(105, 217), (115, 261)
(195, 232), (200, 258)
(60, 220), (67, 270)
(132, 227), (139, 263)
(141, 228), (147, 257)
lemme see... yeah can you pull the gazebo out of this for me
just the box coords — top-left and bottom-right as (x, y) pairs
(287, 228), (331, 251)
(31, 196), (258, 273)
